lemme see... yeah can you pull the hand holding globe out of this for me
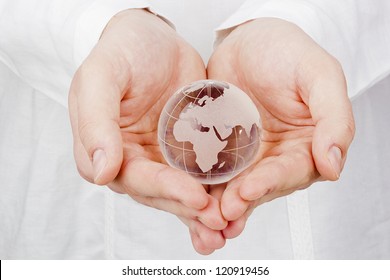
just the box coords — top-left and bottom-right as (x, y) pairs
(70, 13), (355, 255)
(69, 9), (228, 255)
(207, 18), (355, 240)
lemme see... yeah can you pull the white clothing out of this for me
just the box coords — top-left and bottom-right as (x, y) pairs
(0, 0), (389, 259)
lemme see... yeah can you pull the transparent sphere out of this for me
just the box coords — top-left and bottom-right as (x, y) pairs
(158, 80), (261, 184)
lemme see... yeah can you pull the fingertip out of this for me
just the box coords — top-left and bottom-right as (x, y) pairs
(187, 182), (210, 210)
(92, 149), (108, 184)
(221, 184), (250, 221)
(314, 145), (343, 181)
(106, 184), (127, 194)
(91, 145), (123, 185)
(200, 229), (226, 250)
(191, 194), (209, 211)
(76, 117), (123, 186)
(312, 120), (351, 181)
(327, 145), (342, 180)
(222, 216), (247, 239)
(239, 179), (270, 201)
(174, 174), (209, 210)
(198, 196), (228, 230)
(191, 222), (226, 251)
(190, 230), (215, 256)
(309, 71), (355, 181)
(73, 139), (94, 183)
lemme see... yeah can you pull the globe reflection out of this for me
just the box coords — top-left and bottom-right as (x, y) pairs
(158, 80), (261, 184)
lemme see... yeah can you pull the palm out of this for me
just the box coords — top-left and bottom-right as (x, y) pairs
(117, 41), (206, 172)
(209, 18), (322, 192)
(79, 9), (206, 186)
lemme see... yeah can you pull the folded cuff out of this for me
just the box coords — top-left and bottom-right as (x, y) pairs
(215, 0), (325, 47)
(73, 0), (151, 66)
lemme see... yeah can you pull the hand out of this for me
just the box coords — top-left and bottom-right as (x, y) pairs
(69, 9), (226, 255)
(207, 18), (355, 239)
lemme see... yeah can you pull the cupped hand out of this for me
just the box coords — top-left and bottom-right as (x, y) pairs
(207, 18), (355, 239)
(69, 9), (226, 255)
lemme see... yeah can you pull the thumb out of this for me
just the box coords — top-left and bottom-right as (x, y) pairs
(69, 50), (128, 185)
(305, 61), (355, 180)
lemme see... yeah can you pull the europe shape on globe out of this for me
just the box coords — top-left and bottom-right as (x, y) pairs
(158, 80), (261, 184)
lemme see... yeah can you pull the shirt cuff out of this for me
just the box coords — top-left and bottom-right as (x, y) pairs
(73, 0), (151, 67)
(215, 0), (327, 47)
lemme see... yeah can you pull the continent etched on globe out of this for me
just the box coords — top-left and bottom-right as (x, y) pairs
(158, 80), (261, 184)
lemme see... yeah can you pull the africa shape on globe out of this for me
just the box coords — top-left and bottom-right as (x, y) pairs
(158, 80), (261, 184)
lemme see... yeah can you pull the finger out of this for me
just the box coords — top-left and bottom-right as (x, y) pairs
(69, 48), (129, 185)
(131, 194), (226, 230)
(223, 188), (295, 240)
(183, 219), (225, 255)
(222, 207), (254, 239)
(179, 217), (213, 255)
(239, 143), (318, 202)
(199, 184), (228, 230)
(255, 188), (296, 206)
(207, 183), (230, 224)
(189, 230), (215, 255)
(300, 57), (355, 180)
(132, 195), (200, 220)
(222, 215), (247, 239)
(192, 221), (226, 251)
(196, 193), (227, 230)
(112, 157), (209, 210)
(221, 178), (251, 221)
(208, 183), (226, 201)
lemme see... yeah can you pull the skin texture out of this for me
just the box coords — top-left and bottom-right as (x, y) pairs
(69, 11), (355, 255)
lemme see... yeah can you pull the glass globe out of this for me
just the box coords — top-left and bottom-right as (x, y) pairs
(158, 80), (261, 184)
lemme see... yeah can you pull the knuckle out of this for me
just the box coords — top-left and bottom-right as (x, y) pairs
(335, 116), (356, 151)
(78, 121), (100, 152)
(120, 157), (143, 196)
(330, 56), (344, 73)
(344, 116), (356, 140)
(152, 165), (174, 197)
(73, 145), (94, 183)
(77, 119), (118, 156)
(132, 195), (151, 207)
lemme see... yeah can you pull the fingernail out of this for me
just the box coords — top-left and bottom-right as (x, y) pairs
(327, 146), (342, 179)
(92, 149), (107, 183)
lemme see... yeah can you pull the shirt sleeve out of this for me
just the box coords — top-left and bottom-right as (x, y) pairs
(0, 0), (150, 107)
(215, 0), (390, 99)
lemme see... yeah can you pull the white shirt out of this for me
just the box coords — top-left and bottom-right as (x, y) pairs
(0, 0), (389, 259)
